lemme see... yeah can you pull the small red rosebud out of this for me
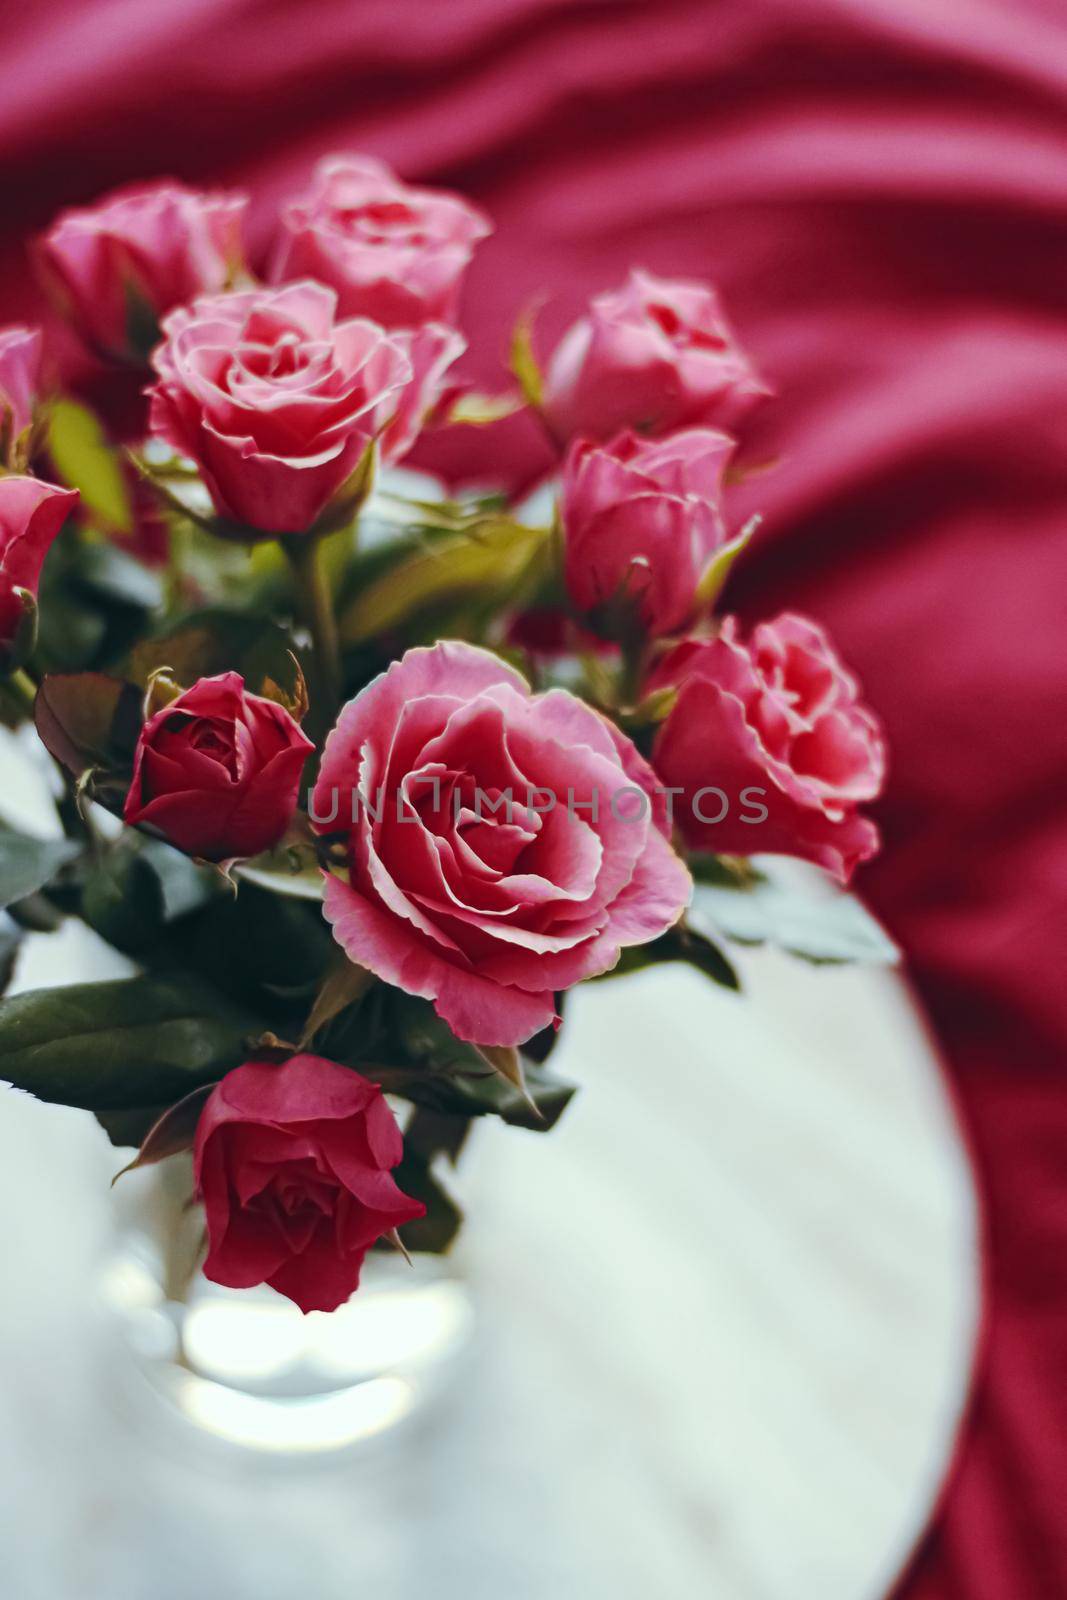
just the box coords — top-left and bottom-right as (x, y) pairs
(123, 671), (314, 862)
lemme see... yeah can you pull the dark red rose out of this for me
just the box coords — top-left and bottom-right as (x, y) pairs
(649, 614), (886, 881)
(123, 671), (313, 862)
(193, 1054), (425, 1314)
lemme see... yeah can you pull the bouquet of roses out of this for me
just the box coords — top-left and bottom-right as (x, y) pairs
(0, 156), (891, 1315)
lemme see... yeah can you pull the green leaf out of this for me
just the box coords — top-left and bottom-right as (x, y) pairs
(34, 671), (143, 779)
(687, 857), (899, 965)
(358, 994), (577, 1132)
(7, 893), (65, 934)
(0, 827), (80, 910)
(619, 683), (679, 731)
(318, 987), (575, 1129)
(112, 1082), (215, 1181)
(138, 840), (220, 922)
(388, 1151), (463, 1255)
(404, 1104), (471, 1166)
(0, 586), (38, 675)
(0, 914), (23, 995)
(127, 609), (305, 707)
(81, 837), (219, 958)
(338, 518), (551, 645)
(299, 956), (374, 1047)
(33, 578), (108, 672)
(34, 530), (162, 673)
(0, 974), (263, 1111)
(94, 1103), (174, 1150)
(157, 881), (335, 1026)
(694, 514), (761, 612)
(448, 1059), (575, 1131)
(509, 306), (544, 407)
(447, 390), (524, 426)
(47, 399), (132, 532)
(128, 451), (242, 540)
(81, 849), (165, 954)
(597, 923), (741, 991)
(235, 829), (326, 901)
(308, 437), (377, 535)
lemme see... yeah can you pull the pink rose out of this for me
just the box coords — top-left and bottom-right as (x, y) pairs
(313, 641), (692, 1047)
(0, 476), (78, 654)
(148, 281), (459, 533)
(542, 269), (768, 444)
(38, 179), (248, 361)
(124, 671), (314, 862)
(194, 1054), (425, 1314)
(649, 615), (886, 881)
(271, 154), (491, 327)
(561, 427), (735, 637)
(381, 322), (467, 463)
(0, 325), (42, 454)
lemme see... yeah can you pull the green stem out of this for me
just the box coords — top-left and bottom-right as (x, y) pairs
(284, 535), (342, 739)
(7, 667), (37, 718)
(618, 632), (648, 710)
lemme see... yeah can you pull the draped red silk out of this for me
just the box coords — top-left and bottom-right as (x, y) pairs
(2, 1), (1066, 1589)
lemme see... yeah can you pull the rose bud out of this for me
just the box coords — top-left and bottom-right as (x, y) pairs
(561, 428), (736, 638)
(542, 269), (768, 445)
(37, 179), (248, 363)
(649, 615), (887, 882)
(123, 672), (314, 862)
(313, 641), (691, 1047)
(0, 325), (42, 462)
(148, 281), (462, 535)
(271, 153), (491, 327)
(194, 1055), (425, 1314)
(0, 476), (78, 659)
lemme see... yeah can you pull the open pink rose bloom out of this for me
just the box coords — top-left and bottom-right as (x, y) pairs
(314, 642), (693, 1046)
(651, 615), (887, 882)
(148, 280), (462, 533)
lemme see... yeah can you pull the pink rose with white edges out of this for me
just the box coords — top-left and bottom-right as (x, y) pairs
(272, 154), (491, 327)
(312, 642), (692, 1047)
(561, 427), (736, 637)
(38, 179), (248, 360)
(542, 269), (768, 445)
(148, 281), (462, 534)
(649, 615), (886, 881)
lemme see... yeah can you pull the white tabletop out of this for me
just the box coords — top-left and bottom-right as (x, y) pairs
(0, 903), (978, 1600)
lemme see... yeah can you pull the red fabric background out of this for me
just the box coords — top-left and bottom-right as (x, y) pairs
(2, 0), (1066, 1590)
